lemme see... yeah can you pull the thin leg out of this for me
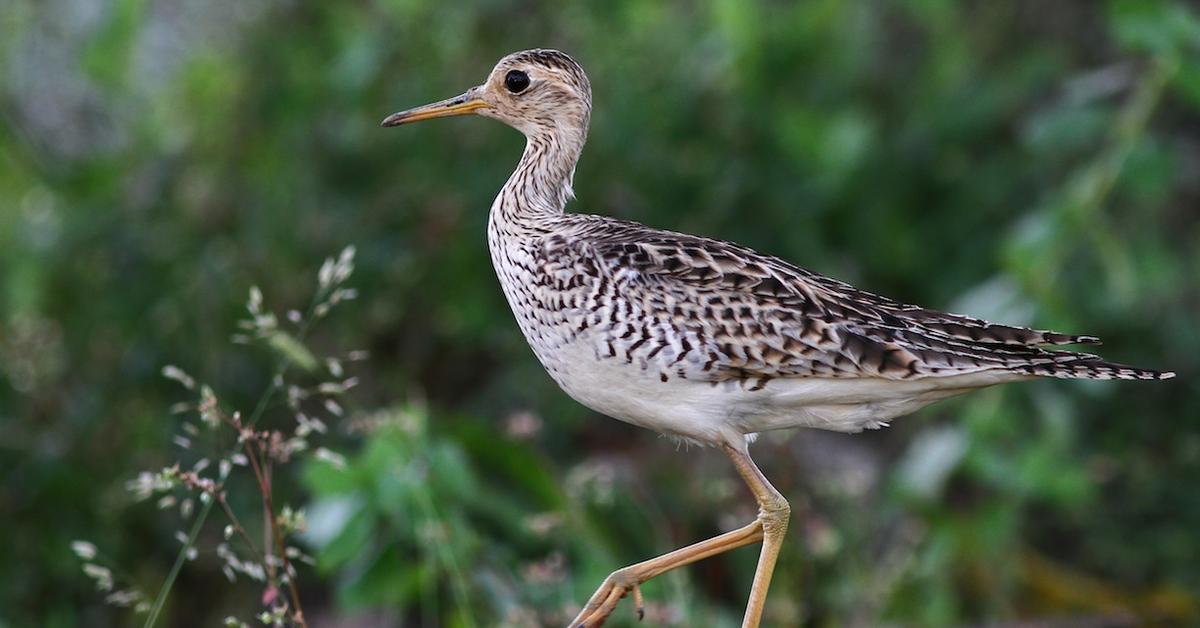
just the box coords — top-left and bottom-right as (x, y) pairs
(569, 441), (790, 628)
(724, 443), (790, 628)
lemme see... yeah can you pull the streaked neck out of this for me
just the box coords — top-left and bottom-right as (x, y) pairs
(492, 132), (584, 229)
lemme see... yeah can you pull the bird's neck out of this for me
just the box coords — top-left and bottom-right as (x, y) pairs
(491, 132), (584, 231)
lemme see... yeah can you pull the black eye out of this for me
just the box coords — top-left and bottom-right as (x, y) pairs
(504, 70), (530, 94)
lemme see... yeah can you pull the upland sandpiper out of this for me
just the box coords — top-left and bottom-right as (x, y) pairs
(382, 49), (1173, 628)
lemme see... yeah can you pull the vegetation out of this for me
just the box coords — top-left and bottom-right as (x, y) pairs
(1, 1), (1197, 626)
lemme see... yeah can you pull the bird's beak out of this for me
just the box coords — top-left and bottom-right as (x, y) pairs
(381, 89), (488, 127)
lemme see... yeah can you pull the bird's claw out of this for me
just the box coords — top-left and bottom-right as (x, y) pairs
(569, 569), (645, 627)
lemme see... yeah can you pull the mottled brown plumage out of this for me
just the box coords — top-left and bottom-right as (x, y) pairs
(547, 217), (1164, 384)
(382, 48), (1173, 628)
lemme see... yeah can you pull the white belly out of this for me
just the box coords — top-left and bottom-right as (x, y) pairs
(535, 333), (1008, 443)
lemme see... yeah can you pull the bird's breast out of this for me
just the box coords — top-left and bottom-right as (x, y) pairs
(485, 225), (743, 441)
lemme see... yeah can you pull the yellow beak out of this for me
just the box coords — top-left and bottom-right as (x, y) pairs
(381, 91), (488, 127)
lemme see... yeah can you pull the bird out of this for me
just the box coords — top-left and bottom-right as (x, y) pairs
(381, 49), (1173, 628)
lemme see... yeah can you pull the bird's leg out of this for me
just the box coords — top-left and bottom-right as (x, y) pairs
(569, 441), (790, 628)
(724, 442), (790, 628)
(570, 519), (764, 626)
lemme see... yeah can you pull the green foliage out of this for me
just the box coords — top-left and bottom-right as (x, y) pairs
(1, 0), (1198, 625)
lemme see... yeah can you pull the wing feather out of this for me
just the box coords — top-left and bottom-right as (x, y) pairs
(560, 217), (1169, 383)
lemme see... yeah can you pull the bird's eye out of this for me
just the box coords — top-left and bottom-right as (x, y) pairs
(504, 70), (530, 94)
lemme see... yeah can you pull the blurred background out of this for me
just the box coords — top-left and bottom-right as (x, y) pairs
(2, 1), (1198, 626)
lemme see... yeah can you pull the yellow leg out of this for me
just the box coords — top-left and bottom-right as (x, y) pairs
(569, 442), (790, 628)
(726, 443), (790, 628)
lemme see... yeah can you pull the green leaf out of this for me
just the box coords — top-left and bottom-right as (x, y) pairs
(1172, 60), (1200, 109)
(267, 331), (319, 372)
(1109, 0), (1200, 55)
(312, 507), (375, 570)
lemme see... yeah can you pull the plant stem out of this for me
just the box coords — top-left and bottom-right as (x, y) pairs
(143, 498), (214, 628)
(142, 263), (340, 627)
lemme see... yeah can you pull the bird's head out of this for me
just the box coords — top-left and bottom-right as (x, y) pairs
(382, 49), (592, 142)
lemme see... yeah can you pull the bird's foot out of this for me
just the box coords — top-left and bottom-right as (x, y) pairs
(569, 566), (646, 627)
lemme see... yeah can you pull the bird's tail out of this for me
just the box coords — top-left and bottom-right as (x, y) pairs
(1011, 354), (1175, 381)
